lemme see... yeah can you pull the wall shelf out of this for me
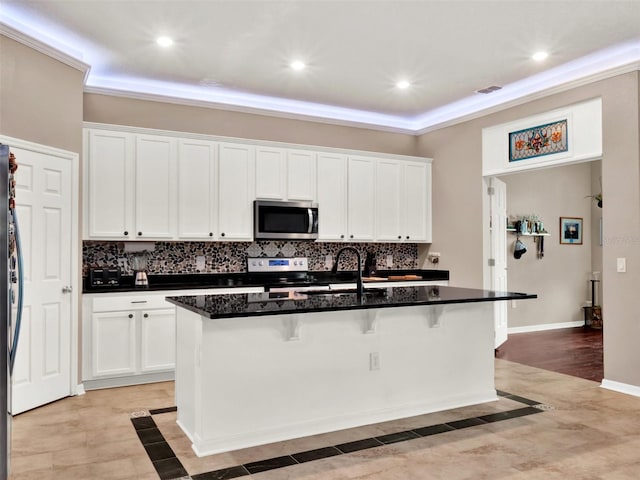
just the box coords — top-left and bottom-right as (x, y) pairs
(507, 228), (550, 237)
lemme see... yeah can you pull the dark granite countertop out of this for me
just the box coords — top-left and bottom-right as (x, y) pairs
(165, 285), (536, 319)
(82, 269), (450, 293)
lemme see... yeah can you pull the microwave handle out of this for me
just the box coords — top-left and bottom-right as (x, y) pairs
(307, 208), (314, 234)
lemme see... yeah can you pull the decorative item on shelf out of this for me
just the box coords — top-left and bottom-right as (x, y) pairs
(510, 215), (548, 236)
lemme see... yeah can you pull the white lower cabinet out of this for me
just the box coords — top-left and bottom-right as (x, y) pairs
(82, 287), (263, 389)
(140, 309), (176, 373)
(92, 310), (137, 377)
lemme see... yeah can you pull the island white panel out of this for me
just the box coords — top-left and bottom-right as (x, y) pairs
(175, 302), (496, 456)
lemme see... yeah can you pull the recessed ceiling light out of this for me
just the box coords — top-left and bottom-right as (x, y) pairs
(396, 80), (411, 89)
(156, 36), (174, 47)
(532, 51), (548, 61)
(290, 60), (306, 71)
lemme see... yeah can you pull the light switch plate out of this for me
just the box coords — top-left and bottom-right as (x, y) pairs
(386, 255), (393, 268)
(617, 257), (626, 273)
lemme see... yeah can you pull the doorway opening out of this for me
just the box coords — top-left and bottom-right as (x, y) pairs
(484, 159), (603, 380)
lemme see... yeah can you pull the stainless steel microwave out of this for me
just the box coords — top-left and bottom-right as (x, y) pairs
(254, 200), (319, 240)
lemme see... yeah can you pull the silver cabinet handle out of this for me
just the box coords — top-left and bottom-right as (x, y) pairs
(62, 285), (73, 293)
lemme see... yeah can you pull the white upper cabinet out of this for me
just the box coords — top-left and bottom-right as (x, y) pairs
(317, 153), (348, 241)
(217, 142), (255, 241)
(255, 147), (285, 200)
(286, 150), (316, 201)
(134, 135), (178, 239)
(375, 159), (431, 242)
(375, 159), (403, 241)
(255, 147), (316, 201)
(83, 126), (431, 244)
(177, 139), (218, 239)
(347, 156), (376, 241)
(85, 129), (134, 239)
(403, 161), (432, 242)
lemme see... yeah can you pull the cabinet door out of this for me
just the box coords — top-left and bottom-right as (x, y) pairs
(135, 135), (178, 239)
(255, 147), (285, 200)
(177, 139), (217, 239)
(375, 159), (403, 241)
(92, 311), (136, 377)
(317, 153), (348, 241)
(403, 161), (431, 242)
(347, 156), (375, 241)
(287, 150), (316, 201)
(140, 309), (176, 372)
(85, 130), (134, 239)
(218, 143), (255, 240)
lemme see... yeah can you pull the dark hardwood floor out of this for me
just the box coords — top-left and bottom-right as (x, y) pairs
(495, 327), (603, 382)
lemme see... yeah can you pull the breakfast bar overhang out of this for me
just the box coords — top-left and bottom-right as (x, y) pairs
(167, 285), (536, 457)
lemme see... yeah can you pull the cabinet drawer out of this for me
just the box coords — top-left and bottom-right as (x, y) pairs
(92, 294), (172, 312)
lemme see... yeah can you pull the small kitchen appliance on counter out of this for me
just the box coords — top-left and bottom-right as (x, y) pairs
(130, 252), (150, 287)
(88, 267), (121, 287)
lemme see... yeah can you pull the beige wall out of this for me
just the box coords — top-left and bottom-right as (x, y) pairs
(417, 72), (640, 387)
(0, 35), (84, 153)
(590, 160), (603, 306)
(503, 162), (593, 328)
(83, 93), (418, 156)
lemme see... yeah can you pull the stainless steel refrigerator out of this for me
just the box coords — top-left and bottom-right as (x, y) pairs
(1, 143), (24, 479)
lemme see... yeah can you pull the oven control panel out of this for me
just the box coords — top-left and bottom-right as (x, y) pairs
(247, 257), (308, 273)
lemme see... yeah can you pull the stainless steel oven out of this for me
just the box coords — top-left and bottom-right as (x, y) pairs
(254, 200), (318, 240)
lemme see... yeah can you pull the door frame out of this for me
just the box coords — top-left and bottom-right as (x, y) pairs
(0, 134), (80, 397)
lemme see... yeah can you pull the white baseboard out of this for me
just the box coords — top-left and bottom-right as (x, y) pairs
(75, 384), (86, 396)
(601, 379), (640, 397)
(508, 320), (584, 334)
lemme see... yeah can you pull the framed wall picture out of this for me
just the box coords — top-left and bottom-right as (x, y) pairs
(560, 217), (583, 245)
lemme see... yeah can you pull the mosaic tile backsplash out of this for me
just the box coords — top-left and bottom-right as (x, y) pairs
(82, 241), (418, 275)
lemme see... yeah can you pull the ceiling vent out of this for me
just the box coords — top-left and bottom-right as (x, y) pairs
(475, 85), (502, 94)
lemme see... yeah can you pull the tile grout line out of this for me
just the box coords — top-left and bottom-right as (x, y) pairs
(136, 391), (547, 479)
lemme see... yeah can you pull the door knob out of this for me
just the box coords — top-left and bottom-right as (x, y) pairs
(62, 285), (73, 293)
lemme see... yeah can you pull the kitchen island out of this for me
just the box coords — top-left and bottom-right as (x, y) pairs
(167, 285), (535, 456)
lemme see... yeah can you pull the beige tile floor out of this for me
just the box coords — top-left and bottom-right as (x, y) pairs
(8, 359), (640, 479)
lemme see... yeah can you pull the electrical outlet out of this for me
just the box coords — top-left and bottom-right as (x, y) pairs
(369, 352), (380, 371)
(428, 252), (441, 264)
(325, 255), (333, 267)
(386, 255), (393, 268)
(196, 255), (206, 271)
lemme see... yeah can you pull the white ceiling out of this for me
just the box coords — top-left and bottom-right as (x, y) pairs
(3, 0), (640, 132)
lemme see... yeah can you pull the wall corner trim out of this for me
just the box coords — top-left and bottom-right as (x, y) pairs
(600, 379), (640, 398)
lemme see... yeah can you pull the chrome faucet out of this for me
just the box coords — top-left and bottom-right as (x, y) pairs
(331, 247), (364, 298)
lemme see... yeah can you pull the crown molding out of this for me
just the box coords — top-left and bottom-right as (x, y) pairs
(413, 61), (640, 136)
(83, 85), (416, 135)
(0, 21), (90, 83)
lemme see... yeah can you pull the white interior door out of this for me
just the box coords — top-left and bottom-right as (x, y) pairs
(490, 177), (509, 349)
(11, 146), (73, 414)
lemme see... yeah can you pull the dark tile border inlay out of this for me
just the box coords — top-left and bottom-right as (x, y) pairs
(149, 406), (178, 415)
(135, 391), (546, 479)
(292, 446), (342, 463)
(191, 465), (250, 479)
(244, 455), (298, 474)
(130, 415), (188, 479)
